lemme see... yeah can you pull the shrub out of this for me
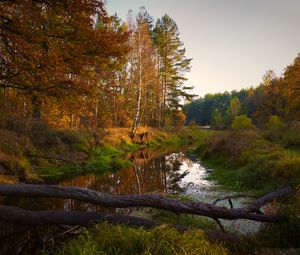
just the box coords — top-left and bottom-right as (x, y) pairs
(273, 157), (300, 186)
(231, 115), (255, 130)
(267, 115), (283, 131)
(202, 130), (259, 159)
(265, 115), (284, 142)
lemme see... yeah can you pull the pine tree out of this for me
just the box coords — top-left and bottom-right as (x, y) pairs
(153, 14), (192, 127)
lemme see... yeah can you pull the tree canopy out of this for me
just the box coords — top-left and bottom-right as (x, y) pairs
(0, 3), (192, 130)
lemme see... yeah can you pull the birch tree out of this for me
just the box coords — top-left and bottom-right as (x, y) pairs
(130, 10), (157, 136)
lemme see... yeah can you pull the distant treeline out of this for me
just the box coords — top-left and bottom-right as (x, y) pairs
(0, 1), (192, 134)
(185, 54), (300, 129)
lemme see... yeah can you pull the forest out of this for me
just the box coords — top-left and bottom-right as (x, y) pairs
(185, 57), (300, 130)
(0, 1), (299, 255)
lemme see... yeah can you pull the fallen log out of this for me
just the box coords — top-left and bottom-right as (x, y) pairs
(0, 184), (293, 222)
(0, 204), (240, 242)
(0, 204), (163, 229)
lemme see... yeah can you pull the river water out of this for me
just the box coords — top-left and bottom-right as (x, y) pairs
(0, 147), (262, 254)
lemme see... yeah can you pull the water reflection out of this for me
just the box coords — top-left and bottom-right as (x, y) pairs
(0, 149), (215, 214)
(60, 149), (211, 197)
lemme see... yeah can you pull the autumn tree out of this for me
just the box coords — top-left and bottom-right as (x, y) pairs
(1, 3), (195, 132)
(251, 71), (286, 125)
(283, 54), (300, 119)
(115, 8), (158, 136)
(0, 0), (129, 125)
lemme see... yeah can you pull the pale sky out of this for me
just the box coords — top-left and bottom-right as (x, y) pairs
(105, 0), (300, 97)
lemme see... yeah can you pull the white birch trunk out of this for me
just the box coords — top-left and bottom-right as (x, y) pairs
(131, 30), (143, 137)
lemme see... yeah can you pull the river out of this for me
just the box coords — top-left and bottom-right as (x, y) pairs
(0, 147), (262, 254)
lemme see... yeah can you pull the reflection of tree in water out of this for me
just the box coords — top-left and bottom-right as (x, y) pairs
(129, 150), (190, 194)
(164, 152), (189, 194)
(59, 150), (191, 198)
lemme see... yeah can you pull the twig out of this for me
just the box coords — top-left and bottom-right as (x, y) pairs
(213, 194), (257, 206)
(213, 218), (226, 232)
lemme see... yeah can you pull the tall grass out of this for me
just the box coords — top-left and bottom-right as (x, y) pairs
(49, 223), (228, 255)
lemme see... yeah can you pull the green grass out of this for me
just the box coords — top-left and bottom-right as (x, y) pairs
(35, 143), (134, 180)
(149, 127), (214, 149)
(47, 223), (228, 255)
(136, 207), (217, 230)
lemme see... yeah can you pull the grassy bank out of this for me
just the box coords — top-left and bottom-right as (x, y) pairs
(35, 143), (134, 181)
(36, 126), (213, 181)
(196, 129), (300, 193)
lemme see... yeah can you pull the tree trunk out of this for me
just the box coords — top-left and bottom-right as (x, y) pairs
(3, 86), (7, 108)
(31, 95), (42, 121)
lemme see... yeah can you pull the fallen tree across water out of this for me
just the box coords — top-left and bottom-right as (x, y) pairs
(0, 184), (293, 223)
(0, 204), (241, 242)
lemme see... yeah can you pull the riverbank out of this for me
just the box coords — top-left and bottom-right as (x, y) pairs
(0, 123), (213, 183)
(195, 129), (300, 250)
(196, 129), (300, 193)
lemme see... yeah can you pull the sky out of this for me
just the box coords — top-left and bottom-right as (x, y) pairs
(105, 0), (300, 97)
